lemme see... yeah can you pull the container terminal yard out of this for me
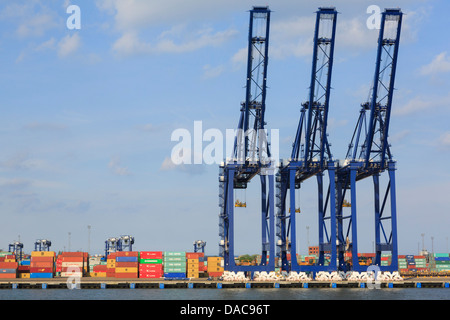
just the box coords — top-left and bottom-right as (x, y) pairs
(1, 240), (450, 289)
(1, 5), (449, 294)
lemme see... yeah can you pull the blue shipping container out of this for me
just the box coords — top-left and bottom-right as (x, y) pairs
(116, 257), (138, 262)
(435, 257), (450, 261)
(0, 269), (17, 273)
(30, 273), (53, 278)
(164, 273), (186, 279)
(20, 260), (30, 266)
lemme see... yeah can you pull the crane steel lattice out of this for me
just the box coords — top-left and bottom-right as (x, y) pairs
(105, 235), (134, 257)
(276, 7), (338, 272)
(335, 8), (402, 272)
(219, 6), (275, 272)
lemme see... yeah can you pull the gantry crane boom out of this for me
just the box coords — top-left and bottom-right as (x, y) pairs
(219, 6), (275, 273)
(276, 7), (338, 272)
(336, 8), (402, 272)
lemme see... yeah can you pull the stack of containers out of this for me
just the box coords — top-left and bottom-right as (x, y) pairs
(414, 255), (428, 272)
(18, 259), (30, 278)
(59, 252), (88, 278)
(106, 252), (116, 277)
(0, 253), (17, 279)
(434, 253), (450, 272)
(30, 251), (55, 278)
(139, 251), (163, 278)
(186, 252), (205, 278)
(398, 255), (407, 272)
(164, 251), (186, 279)
(406, 255), (416, 272)
(115, 251), (139, 278)
(207, 256), (224, 278)
(381, 253), (391, 267)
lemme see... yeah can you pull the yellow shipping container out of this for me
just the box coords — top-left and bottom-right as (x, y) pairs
(89, 272), (107, 277)
(4, 259), (16, 263)
(187, 272), (199, 278)
(207, 266), (224, 272)
(207, 257), (222, 263)
(187, 259), (199, 264)
(115, 267), (138, 273)
(31, 251), (55, 257)
(107, 259), (115, 268)
(19, 273), (30, 278)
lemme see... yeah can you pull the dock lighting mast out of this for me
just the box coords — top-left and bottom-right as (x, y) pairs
(194, 240), (206, 253)
(34, 239), (52, 251)
(219, 6), (276, 273)
(9, 241), (24, 260)
(276, 7), (338, 273)
(335, 8), (402, 272)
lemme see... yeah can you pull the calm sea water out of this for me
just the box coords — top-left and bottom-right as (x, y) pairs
(0, 287), (449, 300)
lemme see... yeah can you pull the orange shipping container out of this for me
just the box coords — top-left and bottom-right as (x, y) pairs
(31, 256), (54, 262)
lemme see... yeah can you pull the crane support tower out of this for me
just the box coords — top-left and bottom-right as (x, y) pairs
(335, 8), (402, 272)
(219, 6), (276, 273)
(276, 7), (338, 273)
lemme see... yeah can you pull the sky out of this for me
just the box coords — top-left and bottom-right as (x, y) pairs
(0, 0), (449, 257)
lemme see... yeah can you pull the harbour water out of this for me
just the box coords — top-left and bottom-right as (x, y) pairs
(0, 287), (449, 300)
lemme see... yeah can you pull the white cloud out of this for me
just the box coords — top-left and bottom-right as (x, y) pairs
(393, 94), (450, 116)
(439, 132), (450, 148)
(202, 64), (225, 79)
(108, 156), (131, 176)
(58, 33), (81, 57)
(112, 27), (238, 56)
(419, 52), (450, 76)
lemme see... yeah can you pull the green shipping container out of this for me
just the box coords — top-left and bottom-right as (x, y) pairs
(163, 267), (186, 273)
(164, 252), (186, 257)
(433, 253), (449, 258)
(164, 256), (185, 262)
(140, 259), (163, 264)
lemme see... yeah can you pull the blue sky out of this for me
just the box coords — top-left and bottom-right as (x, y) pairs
(0, 0), (449, 257)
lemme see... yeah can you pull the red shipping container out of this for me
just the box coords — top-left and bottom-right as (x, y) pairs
(115, 262), (138, 267)
(115, 273), (138, 278)
(0, 274), (16, 278)
(30, 267), (53, 273)
(0, 258), (4, 262)
(139, 264), (163, 271)
(5, 255), (16, 260)
(0, 262), (18, 269)
(116, 251), (139, 257)
(186, 252), (204, 259)
(140, 251), (163, 259)
(106, 271), (115, 277)
(139, 273), (163, 278)
(62, 257), (84, 262)
(60, 252), (86, 258)
(93, 265), (108, 272)
(208, 272), (223, 277)
(18, 266), (30, 272)
(30, 262), (54, 268)
(31, 256), (54, 262)
(107, 253), (117, 259)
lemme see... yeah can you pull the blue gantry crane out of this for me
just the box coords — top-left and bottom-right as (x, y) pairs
(219, 6), (275, 273)
(194, 240), (206, 253)
(104, 235), (134, 258)
(335, 8), (403, 272)
(276, 7), (338, 273)
(34, 239), (52, 251)
(8, 241), (24, 260)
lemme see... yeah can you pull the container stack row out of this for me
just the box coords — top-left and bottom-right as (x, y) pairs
(139, 251), (163, 278)
(115, 251), (139, 278)
(433, 253), (450, 272)
(207, 256), (224, 278)
(0, 253), (17, 279)
(164, 251), (186, 279)
(57, 252), (89, 278)
(30, 251), (55, 278)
